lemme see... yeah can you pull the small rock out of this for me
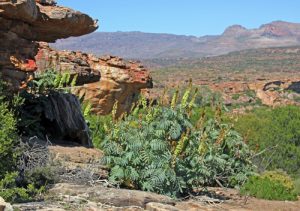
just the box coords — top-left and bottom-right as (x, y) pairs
(0, 197), (13, 211)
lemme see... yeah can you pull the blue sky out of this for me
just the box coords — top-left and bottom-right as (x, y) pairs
(58, 0), (300, 36)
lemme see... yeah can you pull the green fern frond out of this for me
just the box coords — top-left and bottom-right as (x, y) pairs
(71, 74), (78, 87)
(171, 88), (179, 109)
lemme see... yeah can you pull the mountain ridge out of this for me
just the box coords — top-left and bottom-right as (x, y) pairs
(52, 20), (300, 60)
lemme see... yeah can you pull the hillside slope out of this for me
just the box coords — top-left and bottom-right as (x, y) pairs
(151, 46), (300, 87)
(52, 21), (300, 59)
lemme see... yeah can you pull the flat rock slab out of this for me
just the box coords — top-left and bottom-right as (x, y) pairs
(49, 183), (175, 208)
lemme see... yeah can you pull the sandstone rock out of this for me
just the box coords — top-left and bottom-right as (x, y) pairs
(36, 43), (153, 116)
(0, 0), (98, 90)
(36, 0), (57, 6)
(49, 145), (108, 182)
(1, 0), (152, 117)
(0, 197), (13, 211)
(49, 183), (175, 208)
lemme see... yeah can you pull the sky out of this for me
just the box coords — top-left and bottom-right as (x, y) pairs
(58, 0), (300, 36)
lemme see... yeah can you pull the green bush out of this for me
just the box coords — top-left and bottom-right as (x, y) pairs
(85, 114), (112, 148)
(241, 173), (298, 201)
(261, 170), (295, 190)
(0, 79), (19, 178)
(0, 172), (45, 203)
(233, 106), (300, 176)
(294, 178), (300, 195)
(101, 88), (254, 197)
(29, 69), (77, 94)
(0, 74), (56, 202)
(0, 102), (18, 178)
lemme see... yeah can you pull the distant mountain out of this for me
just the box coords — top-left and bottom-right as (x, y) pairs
(151, 45), (300, 72)
(52, 21), (300, 59)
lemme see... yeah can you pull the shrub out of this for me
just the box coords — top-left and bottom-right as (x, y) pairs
(0, 172), (45, 203)
(240, 173), (298, 201)
(0, 102), (19, 178)
(85, 114), (112, 148)
(294, 178), (300, 195)
(0, 74), (58, 202)
(261, 170), (295, 190)
(233, 106), (300, 176)
(0, 79), (19, 178)
(101, 88), (254, 197)
(30, 69), (77, 94)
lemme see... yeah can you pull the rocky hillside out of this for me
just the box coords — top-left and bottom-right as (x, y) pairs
(150, 46), (300, 109)
(53, 21), (300, 59)
(150, 45), (300, 71)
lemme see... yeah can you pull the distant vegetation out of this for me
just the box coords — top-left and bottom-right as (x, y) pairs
(151, 46), (300, 87)
(233, 106), (300, 177)
(241, 171), (298, 201)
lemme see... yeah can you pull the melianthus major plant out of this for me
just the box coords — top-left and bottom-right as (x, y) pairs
(101, 86), (255, 197)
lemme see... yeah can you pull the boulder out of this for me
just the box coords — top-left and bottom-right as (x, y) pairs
(43, 92), (92, 146)
(36, 43), (153, 116)
(49, 183), (175, 208)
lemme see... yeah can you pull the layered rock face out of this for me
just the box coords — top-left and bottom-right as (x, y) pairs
(0, 0), (98, 89)
(0, 0), (98, 146)
(209, 79), (300, 108)
(36, 43), (153, 115)
(1, 0), (152, 116)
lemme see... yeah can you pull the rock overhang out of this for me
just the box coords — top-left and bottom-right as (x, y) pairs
(0, 0), (98, 42)
(0, 0), (98, 89)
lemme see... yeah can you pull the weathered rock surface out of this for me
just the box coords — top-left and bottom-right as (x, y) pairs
(0, 197), (13, 211)
(208, 79), (300, 108)
(36, 43), (153, 115)
(0, 0), (98, 90)
(49, 145), (108, 183)
(43, 92), (92, 146)
(13, 184), (300, 210)
(1, 0), (152, 116)
(49, 183), (175, 208)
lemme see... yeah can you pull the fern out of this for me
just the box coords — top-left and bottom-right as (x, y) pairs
(70, 74), (78, 87)
(101, 87), (255, 197)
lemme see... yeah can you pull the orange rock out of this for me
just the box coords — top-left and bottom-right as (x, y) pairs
(35, 43), (153, 116)
(0, 0), (98, 90)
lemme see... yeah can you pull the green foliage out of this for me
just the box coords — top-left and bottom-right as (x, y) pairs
(86, 114), (112, 149)
(261, 170), (295, 190)
(0, 103), (18, 177)
(233, 106), (300, 176)
(15, 92), (47, 138)
(82, 101), (93, 118)
(232, 94), (240, 100)
(0, 172), (45, 203)
(30, 69), (78, 94)
(294, 178), (300, 195)
(240, 173), (298, 201)
(101, 88), (254, 197)
(0, 76), (53, 203)
(0, 79), (19, 178)
(16, 70), (79, 138)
